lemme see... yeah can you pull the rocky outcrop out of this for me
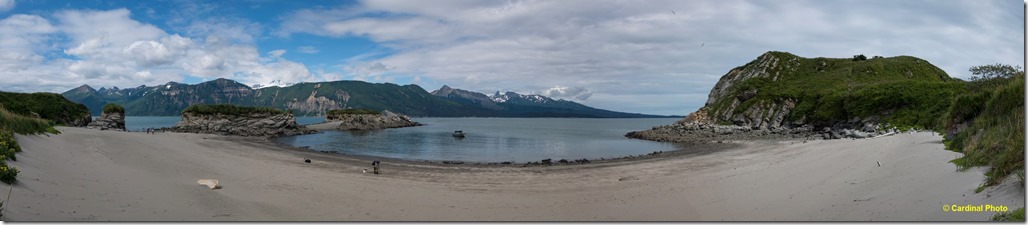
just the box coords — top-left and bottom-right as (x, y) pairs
(625, 119), (818, 142)
(703, 52), (805, 131)
(70, 114), (92, 127)
(325, 110), (421, 130)
(86, 111), (125, 131)
(170, 112), (313, 137)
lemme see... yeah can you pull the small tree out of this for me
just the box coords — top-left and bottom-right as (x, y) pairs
(969, 64), (1023, 82)
(966, 64), (1025, 91)
(851, 54), (867, 61)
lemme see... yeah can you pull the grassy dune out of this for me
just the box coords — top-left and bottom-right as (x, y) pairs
(943, 73), (1025, 187)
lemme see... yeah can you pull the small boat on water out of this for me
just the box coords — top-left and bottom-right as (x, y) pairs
(452, 130), (466, 138)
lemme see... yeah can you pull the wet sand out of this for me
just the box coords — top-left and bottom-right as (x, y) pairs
(3, 127), (1022, 221)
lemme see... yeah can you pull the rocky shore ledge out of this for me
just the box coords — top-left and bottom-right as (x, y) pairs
(167, 106), (314, 137)
(627, 109), (906, 143)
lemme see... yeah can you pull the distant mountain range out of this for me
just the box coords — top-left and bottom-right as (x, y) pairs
(61, 79), (673, 118)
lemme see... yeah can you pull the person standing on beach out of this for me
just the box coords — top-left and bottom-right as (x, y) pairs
(372, 160), (380, 174)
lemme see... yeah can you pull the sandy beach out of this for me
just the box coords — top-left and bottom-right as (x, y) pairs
(2, 127), (1022, 221)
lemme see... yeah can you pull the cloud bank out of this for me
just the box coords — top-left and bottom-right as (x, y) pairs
(0, 8), (313, 94)
(0, 0), (1021, 116)
(278, 0), (1023, 115)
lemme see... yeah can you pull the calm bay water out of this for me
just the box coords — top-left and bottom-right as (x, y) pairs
(122, 116), (326, 132)
(276, 118), (687, 163)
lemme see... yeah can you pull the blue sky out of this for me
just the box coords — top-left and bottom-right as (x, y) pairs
(0, 0), (1023, 116)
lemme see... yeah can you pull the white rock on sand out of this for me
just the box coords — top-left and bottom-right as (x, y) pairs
(197, 179), (220, 190)
(2, 127), (1022, 221)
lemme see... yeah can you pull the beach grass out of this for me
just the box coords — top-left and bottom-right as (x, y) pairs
(0, 107), (57, 135)
(944, 73), (1024, 187)
(0, 106), (59, 184)
(992, 207), (1025, 221)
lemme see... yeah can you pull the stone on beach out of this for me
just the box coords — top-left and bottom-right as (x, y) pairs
(197, 179), (220, 189)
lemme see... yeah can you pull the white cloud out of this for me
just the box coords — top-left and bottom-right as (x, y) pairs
(297, 46), (319, 54)
(279, 0), (1024, 115)
(0, 14), (56, 71)
(0, 8), (316, 94)
(0, 0), (14, 12)
(56, 9), (167, 47)
(268, 49), (286, 58)
(541, 85), (593, 101)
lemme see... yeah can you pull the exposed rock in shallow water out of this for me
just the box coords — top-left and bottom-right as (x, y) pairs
(327, 110), (421, 130)
(86, 111), (125, 131)
(170, 112), (314, 137)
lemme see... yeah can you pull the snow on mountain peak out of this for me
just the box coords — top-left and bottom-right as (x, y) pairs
(489, 91), (553, 103)
(252, 80), (295, 89)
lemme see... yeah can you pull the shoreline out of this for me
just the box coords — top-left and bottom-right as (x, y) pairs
(267, 130), (747, 167)
(4, 127), (1022, 221)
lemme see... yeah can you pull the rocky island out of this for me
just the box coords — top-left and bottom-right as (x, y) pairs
(308, 109), (421, 131)
(86, 103), (126, 131)
(168, 104), (314, 137)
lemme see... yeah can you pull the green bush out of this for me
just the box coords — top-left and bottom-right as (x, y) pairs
(0, 163), (17, 184)
(182, 104), (288, 116)
(0, 129), (20, 161)
(102, 103), (124, 114)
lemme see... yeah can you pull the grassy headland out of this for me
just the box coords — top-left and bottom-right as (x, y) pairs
(707, 51), (964, 129)
(0, 92), (91, 126)
(692, 52), (1023, 191)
